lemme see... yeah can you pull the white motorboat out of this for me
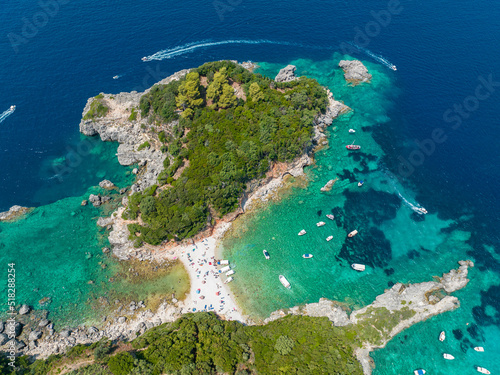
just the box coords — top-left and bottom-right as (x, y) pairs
(413, 370), (426, 375)
(474, 347), (484, 352)
(298, 229), (307, 236)
(476, 367), (491, 374)
(415, 207), (428, 214)
(113, 75), (119, 80)
(279, 275), (291, 289)
(141, 57), (148, 61)
(351, 263), (365, 272)
(263, 250), (270, 260)
(443, 353), (454, 360)
(218, 260), (229, 265)
(439, 331), (445, 342)
(358, 181), (364, 187)
(226, 270), (235, 276)
(302, 254), (313, 259)
(10, 105), (16, 111)
(391, 65), (397, 71)
(348, 230), (358, 238)
(326, 236), (333, 242)
(316, 221), (326, 227)
(326, 214), (335, 220)
(224, 277), (233, 284)
(349, 129), (356, 133)
(220, 265), (231, 273)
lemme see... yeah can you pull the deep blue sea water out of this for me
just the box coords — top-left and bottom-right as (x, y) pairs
(1, 0), (500, 373)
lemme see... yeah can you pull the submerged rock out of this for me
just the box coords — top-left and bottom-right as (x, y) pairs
(89, 194), (101, 207)
(275, 65), (297, 82)
(0, 205), (32, 222)
(320, 179), (337, 192)
(339, 60), (372, 85)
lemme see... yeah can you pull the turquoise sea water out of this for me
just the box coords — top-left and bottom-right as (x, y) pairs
(220, 57), (500, 374)
(0, 140), (189, 327)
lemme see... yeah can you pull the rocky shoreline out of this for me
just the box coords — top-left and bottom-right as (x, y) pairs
(0, 205), (33, 222)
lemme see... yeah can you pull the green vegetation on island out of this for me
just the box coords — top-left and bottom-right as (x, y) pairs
(125, 61), (328, 246)
(2, 313), (363, 375)
(83, 95), (110, 120)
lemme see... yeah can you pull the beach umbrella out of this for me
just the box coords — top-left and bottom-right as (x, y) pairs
(196, 289), (201, 294)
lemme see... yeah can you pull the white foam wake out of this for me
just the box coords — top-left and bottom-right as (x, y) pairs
(382, 169), (427, 214)
(0, 106), (15, 124)
(347, 43), (396, 71)
(142, 39), (300, 61)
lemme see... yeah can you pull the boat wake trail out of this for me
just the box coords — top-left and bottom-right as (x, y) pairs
(382, 169), (427, 214)
(0, 106), (15, 124)
(142, 39), (302, 61)
(347, 43), (396, 71)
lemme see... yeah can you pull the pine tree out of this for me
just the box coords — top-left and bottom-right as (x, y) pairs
(249, 82), (264, 102)
(206, 67), (228, 106)
(218, 84), (237, 109)
(176, 72), (203, 117)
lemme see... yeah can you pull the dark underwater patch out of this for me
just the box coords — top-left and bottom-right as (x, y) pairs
(407, 249), (420, 259)
(338, 227), (392, 268)
(452, 329), (463, 340)
(384, 268), (394, 276)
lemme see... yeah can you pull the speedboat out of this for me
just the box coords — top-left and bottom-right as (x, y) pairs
(326, 214), (335, 220)
(358, 181), (364, 187)
(10, 105), (15, 111)
(263, 250), (270, 260)
(348, 230), (358, 238)
(224, 277), (233, 284)
(415, 207), (428, 214)
(326, 236), (333, 242)
(474, 347), (485, 352)
(443, 353), (454, 360)
(476, 367), (491, 374)
(298, 229), (307, 236)
(414, 370), (426, 375)
(226, 270), (235, 276)
(279, 275), (291, 289)
(439, 331), (445, 342)
(113, 75), (119, 80)
(351, 263), (366, 271)
(391, 65), (397, 71)
(141, 57), (148, 61)
(302, 254), (313, 259)
(349, 129), (356, 133)
(220, 265), (231, 273)
(316, 221), (326, 227)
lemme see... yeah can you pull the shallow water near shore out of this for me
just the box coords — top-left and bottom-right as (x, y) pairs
(0, 141), (189, 328)
(221, 56), (500, 374)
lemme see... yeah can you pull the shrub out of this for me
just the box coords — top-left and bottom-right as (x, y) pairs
(137, 141), (150, 151)
(83, 99), (109, 120)
(107, 352), (135, 375)
(129, 108), (138, 121)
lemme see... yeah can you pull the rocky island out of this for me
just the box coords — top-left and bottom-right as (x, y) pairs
(1, 61), (475, 375)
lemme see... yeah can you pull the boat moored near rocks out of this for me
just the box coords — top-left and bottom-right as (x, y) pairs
(279, 275), (291, 289)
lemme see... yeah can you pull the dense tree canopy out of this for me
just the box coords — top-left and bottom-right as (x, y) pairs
(126, 61), (328, 245)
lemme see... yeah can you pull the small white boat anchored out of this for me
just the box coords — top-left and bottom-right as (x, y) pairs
(279, 275), (291, 289)
(220, 265), (231, 273)
(358, 181), (364, 187)
(348, 230), (358, 238)
(439, 331), (446, 342)
(351, 263), (366, 272)
(218, 260), (229, 265)
(302, 254), (313, 259)
(263, 250), (270, 260)
(349, 129), (356, 133)
(476, 366), (491, 374)
(298, 229), (307, 236)
(226, 270), (235, 276)
(474, 346), (485, 352)
(10, 105), (16, 111)
(443, 353), (455, 360)
(316, 221), (326, 227)
(224, 277), (233, 284)
(326, 214), (335, 220)
(414, 370), (426, 375)
(326, 235), (333, 242)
